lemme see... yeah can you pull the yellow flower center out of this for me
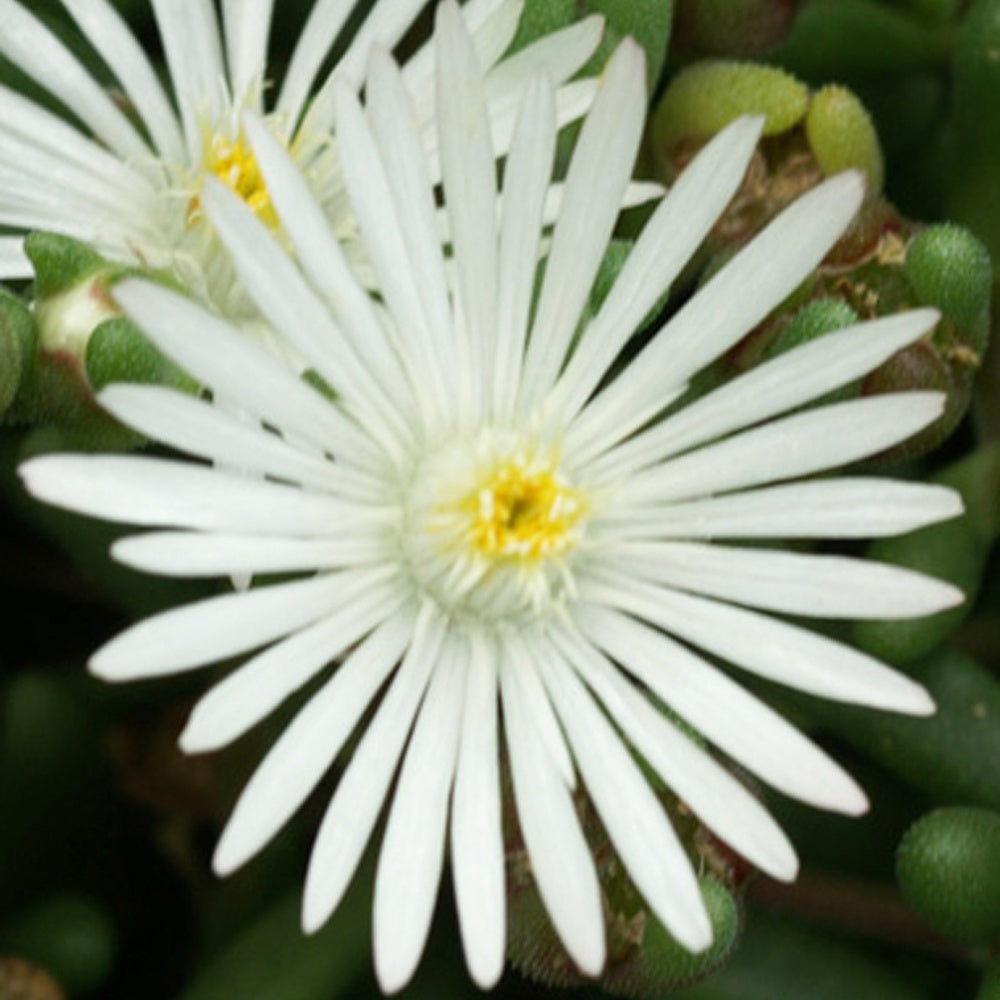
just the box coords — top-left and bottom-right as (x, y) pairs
(188, 134), (277, 229)
(465, 459), (585, 563)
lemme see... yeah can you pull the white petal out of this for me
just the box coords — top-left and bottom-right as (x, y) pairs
(492, 74), (556, 422)
(303, 603), (445, 934)
(0, 0), (149, 161)
(569, 171), (867, 464)
(618, 393), (946, 507)
(112, 531), (385, 579)
(333, 83), (451, 431)
(90, 572), (352, 679)
(97, 384), (359, 496)
(181, 569), (404, 752)
(221, 0), (274, 107)
(588, 308), (941, 483)
(517, 40), (647, 410)
(571, 606), (868, 815)
(483, 15), (603, 105)
(553, 622), (806, 875)
(499, 655), (605, 976)
(57, 0), (185, 161)
(374, 636), (466, 993)
(583, 571), (935, 715)
(20, 455), (380, 537)
(604, 541), (964, 619)
(242, 113), (416, 415)
(112, 279), (382, 471)
(549, 116), (762, 422)
(150, 0), (226, 160)
(594, 478), (964, 541)
(199, 176), (412, 455)
(451, 636), (505, 989)
(211, 612), (413, 875)
(538, 646), (714, 951)
(435, 1), (498, 424)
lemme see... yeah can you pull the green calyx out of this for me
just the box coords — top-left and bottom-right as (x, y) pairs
(805, 85), (885, 196)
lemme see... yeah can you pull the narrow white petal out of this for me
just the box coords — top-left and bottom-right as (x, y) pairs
(604, 541), (964, 619)
(538, 647), (714, 952)
(333, 83), (451, 430)
(583, 571), (936, 715)
(212, 611), (413, 874)
(20, 455), (380, 537)
(242, 114), (416, 414)
(112, 531), (385, 579)
(374, 638), (466, 993)
(363, 48), (457, 417)
(493, 74), (556, 422)
(589, 308), (941, 482)
(569, 171), (867, 464)
(303, 603), (445, 934)
(112, 280), (382, 471)
(0, 0), (149, 161)
(276, 0), (354, 127)
(483, 16), (603, 105)
(435, 1), (498, 424)
(299, 0), (429, 137)
(503, 631), (576, 787)
(200, 176), (412, 454)
(594, 478), (964, 541)
(551, 623), (804, 875)
(57, 0), (185, 161)
(618, 393), (946, 507)
(97, 385), (357, 496)
(221, 0), (274, 107)
(550, 117), (763, 422)
(499, 656), (605, 976)
(90, 572), (350, 679)
(150, 0), (226, 159)
(181, 570), (404, 753)
(571, 606), (869, 815)
(517, 40), (648, 410)
(451, 637), (505, 989)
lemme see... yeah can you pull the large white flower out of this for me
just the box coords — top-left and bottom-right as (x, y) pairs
(0, 0), (610, 324)
(21, 3), (963, 993)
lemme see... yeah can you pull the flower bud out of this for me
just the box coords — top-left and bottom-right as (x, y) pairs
(896, 807), (1000, 946)
(805, 85), (884, 197)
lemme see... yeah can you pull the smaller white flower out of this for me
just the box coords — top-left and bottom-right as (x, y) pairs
(21, 5), (964, 993)
(0, 0), (623, 330)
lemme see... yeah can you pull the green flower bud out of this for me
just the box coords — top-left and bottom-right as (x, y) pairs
(896, 807), (1000, 946)
(905, 224), (992, 346)
(673, 0), (802, 57)
(853, 443), (1000, 663)
(805, 85), (885, 196)
(0, 895), (116, 996)
(86, 317), (195, 393)
(652, 61), (809, 150)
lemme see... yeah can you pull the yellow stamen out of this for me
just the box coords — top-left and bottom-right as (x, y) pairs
(465, 459), (584, 562)
(189, 134), (277, 229)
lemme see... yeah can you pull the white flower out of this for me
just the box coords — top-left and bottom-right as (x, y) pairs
(0, 0), (615, 329)
(21, 3), (964, 993)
